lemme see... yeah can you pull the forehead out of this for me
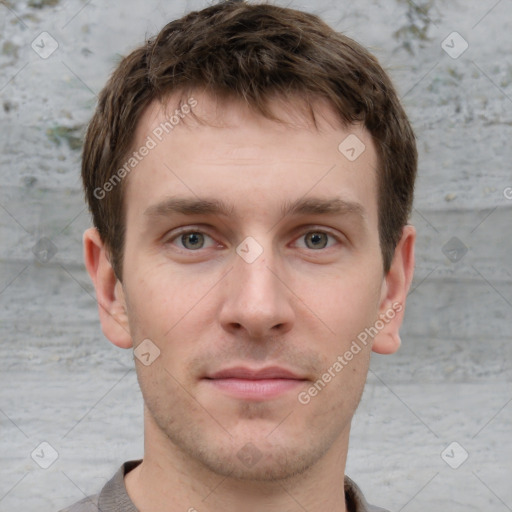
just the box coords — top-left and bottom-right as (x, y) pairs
(123, 90), (379, 226)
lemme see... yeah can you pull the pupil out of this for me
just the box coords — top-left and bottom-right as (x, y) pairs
(308, 233), (326, 249)
(184, 233), (202, 249)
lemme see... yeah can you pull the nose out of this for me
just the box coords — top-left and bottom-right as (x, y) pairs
(218, 242), (295, 340)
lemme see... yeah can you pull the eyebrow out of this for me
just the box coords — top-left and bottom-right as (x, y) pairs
(144, 195), (366, 221)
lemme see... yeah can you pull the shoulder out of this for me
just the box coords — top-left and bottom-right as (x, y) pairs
(367, 504), (391, 512)
(58, 460), (142, 512)
(344, 475), (391, 512)
(58, 494), (100, 512)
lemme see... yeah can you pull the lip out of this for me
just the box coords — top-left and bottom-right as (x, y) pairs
(203, 366), (308, 400)
(207, 366), (304, 380)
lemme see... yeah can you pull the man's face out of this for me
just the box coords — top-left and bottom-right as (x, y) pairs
(117, 92), (387, 480)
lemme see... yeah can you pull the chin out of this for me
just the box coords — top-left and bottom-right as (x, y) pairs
(193, 439), (326, 482)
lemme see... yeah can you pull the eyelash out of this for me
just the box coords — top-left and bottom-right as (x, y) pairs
(165, 226), (341, 252)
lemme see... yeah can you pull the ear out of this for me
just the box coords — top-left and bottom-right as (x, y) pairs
(83, 227), (133, 349)
(372, 224), (416, 355)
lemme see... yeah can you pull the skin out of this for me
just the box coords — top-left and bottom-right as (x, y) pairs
(84, 90), (415, 512)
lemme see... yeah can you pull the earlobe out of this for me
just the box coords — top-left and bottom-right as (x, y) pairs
(83, 227), (133, 349)
(371, 225), (416, 355)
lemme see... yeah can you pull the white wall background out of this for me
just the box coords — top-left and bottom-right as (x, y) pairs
(0, 0), (511, 510)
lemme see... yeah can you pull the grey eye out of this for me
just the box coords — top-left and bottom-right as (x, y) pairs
(303, 232), (330, 249)
(180, 232), (205, 250)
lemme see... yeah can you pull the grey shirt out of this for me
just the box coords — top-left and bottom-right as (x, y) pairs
(59, 460), (390, 512)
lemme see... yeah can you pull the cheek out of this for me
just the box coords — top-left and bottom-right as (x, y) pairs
(124, 261), (210, 338)
(304, 268), (382, 345)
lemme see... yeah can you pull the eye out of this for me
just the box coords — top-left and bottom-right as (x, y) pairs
(166, 227), (340, 252)
(294, 230), (339, 250)
(168, 230), (217, 251)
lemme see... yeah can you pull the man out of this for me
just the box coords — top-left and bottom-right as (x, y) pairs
(62, 1), (416, 510)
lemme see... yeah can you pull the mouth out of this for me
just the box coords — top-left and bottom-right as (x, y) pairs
(203, 366), (308, 400)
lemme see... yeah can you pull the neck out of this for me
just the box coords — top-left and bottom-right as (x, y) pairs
(125, 408), (350, 512)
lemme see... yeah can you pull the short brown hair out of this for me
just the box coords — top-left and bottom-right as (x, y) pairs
(82, 0), (417, 280)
